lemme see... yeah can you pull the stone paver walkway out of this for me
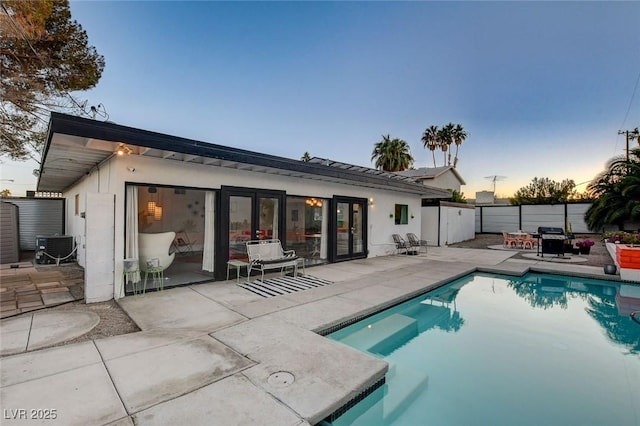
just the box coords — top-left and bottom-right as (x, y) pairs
(0, 263), (83, 318)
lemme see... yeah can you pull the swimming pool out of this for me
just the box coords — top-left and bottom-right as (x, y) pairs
(328, 273), (640, 426)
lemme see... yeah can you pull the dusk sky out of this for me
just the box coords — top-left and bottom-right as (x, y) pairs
(3, 1), (639, 198)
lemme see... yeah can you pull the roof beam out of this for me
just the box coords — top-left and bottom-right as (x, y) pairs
(203, 158), (220, 166)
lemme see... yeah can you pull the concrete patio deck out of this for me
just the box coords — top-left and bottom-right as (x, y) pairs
(0, 247), (625, 425)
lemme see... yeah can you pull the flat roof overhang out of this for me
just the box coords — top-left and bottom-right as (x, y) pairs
(37, 112), (452, 198)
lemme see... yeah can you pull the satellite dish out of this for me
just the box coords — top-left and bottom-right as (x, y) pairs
(484, 175), (507, 193)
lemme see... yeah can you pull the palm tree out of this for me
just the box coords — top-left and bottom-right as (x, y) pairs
(586, 294), (640, 354)
(438, 123), (454, 166)
(585, 147), (640, 231)
(421, 125), (439, 167)
(371, 134), (414, 172)
(451, 124), (468, 168)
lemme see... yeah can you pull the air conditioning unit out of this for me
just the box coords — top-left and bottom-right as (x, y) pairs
(35, 235), (75, 265)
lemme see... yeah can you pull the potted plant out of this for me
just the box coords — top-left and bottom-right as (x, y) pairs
(576, 239), (594, 255)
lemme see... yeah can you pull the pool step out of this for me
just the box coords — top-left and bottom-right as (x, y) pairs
(334, 361), (429, 425)
(340, 314), (418, 354)
(382, 361), (429, 422)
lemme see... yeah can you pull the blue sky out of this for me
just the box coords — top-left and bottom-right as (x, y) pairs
(3, 1), (639, 197)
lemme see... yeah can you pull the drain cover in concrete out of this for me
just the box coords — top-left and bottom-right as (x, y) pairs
(267, 371), (295, 387)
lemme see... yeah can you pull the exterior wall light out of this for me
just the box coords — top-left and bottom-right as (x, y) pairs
(116, 144), (132, 156)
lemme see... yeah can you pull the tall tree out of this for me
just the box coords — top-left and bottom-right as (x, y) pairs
(0, 0), (105, 162)
(371, 134), (414, 172)
(510, 177), (578, 205)
(421, 125), (439, 167)
(585, 147), (640, 231)
(438, 123), (454, 166)
(451, 123), (468, 168)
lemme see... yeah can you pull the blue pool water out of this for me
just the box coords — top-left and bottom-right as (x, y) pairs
(328, 273), (640, 426)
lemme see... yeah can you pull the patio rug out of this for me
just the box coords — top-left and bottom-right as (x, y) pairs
(237, 275), (333, 298)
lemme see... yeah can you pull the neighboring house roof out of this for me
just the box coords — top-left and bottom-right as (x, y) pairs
(395, 166), (466, 185)
(37, 113), (451, 197)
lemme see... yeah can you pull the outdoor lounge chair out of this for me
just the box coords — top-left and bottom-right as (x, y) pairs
(392, 234), (411, 255)
(406, 233), (429, 253)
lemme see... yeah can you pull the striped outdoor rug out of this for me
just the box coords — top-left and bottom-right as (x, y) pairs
(237, 275), (333, 298)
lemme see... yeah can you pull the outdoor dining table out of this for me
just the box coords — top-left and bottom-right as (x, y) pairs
(507, 231), (535, 250)
(508, 231), (528, 237)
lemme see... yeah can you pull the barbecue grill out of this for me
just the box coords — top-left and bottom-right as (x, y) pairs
(535, 227), (573, 257)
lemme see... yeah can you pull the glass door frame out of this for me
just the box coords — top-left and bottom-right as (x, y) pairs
(330, 196), (368, 262)
(216, 186), (286, 280)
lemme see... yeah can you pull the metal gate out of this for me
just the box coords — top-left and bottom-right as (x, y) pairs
(0, 202), (20, 263)
(2, 198), (65, 250)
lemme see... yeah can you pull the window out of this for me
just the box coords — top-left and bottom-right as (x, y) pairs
(75, 194), (79, 215)
(285, 196), (328, 264)
(395, 204), (408, 225)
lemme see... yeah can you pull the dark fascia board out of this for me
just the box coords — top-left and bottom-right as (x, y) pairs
(41, 112), (447, 196)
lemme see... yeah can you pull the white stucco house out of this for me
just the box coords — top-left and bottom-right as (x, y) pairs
(37, 113), (451, 302)
(395, 168), (475, 247)
(395, 166), (466, 193)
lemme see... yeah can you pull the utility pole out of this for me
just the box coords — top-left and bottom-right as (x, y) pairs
(618, 128), (640, 162)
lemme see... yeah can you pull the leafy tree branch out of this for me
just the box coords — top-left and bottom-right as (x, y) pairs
(0, 0), (105, 162)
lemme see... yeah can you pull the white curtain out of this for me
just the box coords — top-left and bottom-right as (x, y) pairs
(320, 202), (328, 259)
(124, 186), (140, 287)
(272, 200), (279, 239)
(202, 191), (215, 272)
